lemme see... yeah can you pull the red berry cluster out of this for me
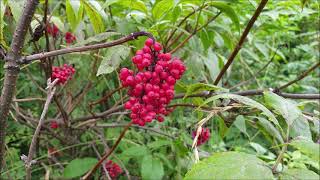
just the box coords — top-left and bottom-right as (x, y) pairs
(51, 64), (75, 85)
(50, 121), (59, 129)
(104, 160), (123, 179)
(46, 23), (76, 44)
(65, 32), (76, 44)
(120, 38), (186, 126)
(192, 128), (211, 146)
(46, 24), (59, 38)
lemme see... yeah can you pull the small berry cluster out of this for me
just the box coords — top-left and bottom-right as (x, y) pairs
(47, 24), (59, 38)
(192, 128), (211, 146)
(51, 64), (75, 85)
(46, 24), (76, 44)
(50, 121), (59, 129)
(65, 32), (76, 44)
(120, 38), (186, 126)
(104, 160), (123, 179)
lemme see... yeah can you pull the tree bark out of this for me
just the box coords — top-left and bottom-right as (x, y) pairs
(0, 0), (39, 172)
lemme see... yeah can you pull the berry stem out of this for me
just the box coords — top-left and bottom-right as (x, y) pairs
(82, 121), (133, 180)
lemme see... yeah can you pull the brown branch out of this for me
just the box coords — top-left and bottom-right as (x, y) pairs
(214, 0), (269, 85)
(82, 122), (133, 180)
(25, 78), (58, 180)
(0, 0), (39, 172)
(19, 31), (154, 64)
(276, 61), (320, 91)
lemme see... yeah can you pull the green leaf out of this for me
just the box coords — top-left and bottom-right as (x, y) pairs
(254, 116), (284, 143)
(147, 140), (171, 150)
(104, 0), (147, 13)
(290, 139), (320, 161)
(152, 0), (174, 20)
(202, 93), (280, 127)
(63, 157), (98, 178)
(234, 115), (249, 137)
(7, 0), (25, 22)
(184, 83), (225, 98)
(300, 0), (309, 9)
(279, 168), (319, 180)
(96, 45), (130, 76)
(66, 0), (78, 31)
(82, 0), (105, 33)
(0, 0), (6, 47)
(264, 91), (312, 140)
(141, 155), (164, 180)
(208, 1), (240, 32)
(184, 152), (274, 179)
(73, 31), (120, 46)
(120, 146), (149, 157)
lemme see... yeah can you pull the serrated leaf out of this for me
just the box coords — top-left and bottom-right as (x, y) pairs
(184, 83), (225, 98)
(82, 0), (105, 33)
(264, 91), (312, 140)
(208, 1), (240, 32)
(279, 168), (319, 180)
(63, 157), (98, 178)
(141, 155), (164, 180)
(96, 45), (130, 76)
(152, 0), (174, 20)
(290, 139), (319, 161)
(184, 152), (274, 179)
(202, 93), (280, 128)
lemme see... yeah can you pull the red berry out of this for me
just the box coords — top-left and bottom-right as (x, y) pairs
(145, 38), (154, 47)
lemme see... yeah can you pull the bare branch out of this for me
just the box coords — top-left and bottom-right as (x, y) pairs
(276, 61), (320, 91)
(19, 31), (154, 64)
(214, 0), (269, 85)
(0, 0), (39, 172)
(82, 122), (133, 180)
(25, 78), (58, 180)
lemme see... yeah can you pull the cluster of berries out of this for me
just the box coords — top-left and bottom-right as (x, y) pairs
(51, 64), (75, 85)
(50, 121), (59, 129)
(104, 160), (123, 179)
(192, 128), (211, 146)
(119, 38), (186, 126)
(47, 23), (76, 44)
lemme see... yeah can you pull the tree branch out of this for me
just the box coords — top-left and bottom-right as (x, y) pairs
(276, 61), (320, 91)
(82, 122), (133, 180)
(25, 78), (58, 180)
(213, 0), (269, 85)
(0, 0), (39, 172)
(19, 31), (154, 64)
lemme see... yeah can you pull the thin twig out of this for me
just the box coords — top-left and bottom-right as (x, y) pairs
(82, 122), (133, 180)
(165, 4), (207, 48)
(169, 12), (222, 54)
(276, 61), (320, 91)
(25, 78), (58, 180)
(19, 32), (154, 64)
(214, 0), (269, 85)
(230, 46), (279, 90)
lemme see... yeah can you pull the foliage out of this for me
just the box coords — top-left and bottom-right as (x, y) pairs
(0, 0), (319, 179)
